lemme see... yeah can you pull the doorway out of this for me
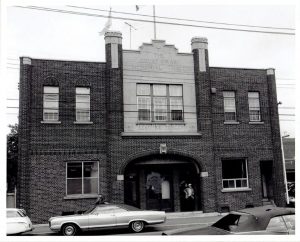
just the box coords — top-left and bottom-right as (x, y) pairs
(145, 169), (173, 212)
(124, 155), (200, 212)
(260, 161), (274, 199)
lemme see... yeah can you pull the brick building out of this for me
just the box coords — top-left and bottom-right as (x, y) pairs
(17, 31), (286, 223)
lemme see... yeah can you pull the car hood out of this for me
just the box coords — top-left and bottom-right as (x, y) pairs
(49, 214), (86, 221)
(163, 225), (230, 235)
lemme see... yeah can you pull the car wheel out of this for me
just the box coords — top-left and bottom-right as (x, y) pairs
(62, 223), (77, 236)
(131, 221), (144, 233)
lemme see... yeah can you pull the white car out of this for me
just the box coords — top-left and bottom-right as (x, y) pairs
(7, 208), (33, 235)
(49, 204), (166, 235)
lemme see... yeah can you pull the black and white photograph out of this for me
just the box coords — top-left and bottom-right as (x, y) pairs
(2, 0), (297, 241)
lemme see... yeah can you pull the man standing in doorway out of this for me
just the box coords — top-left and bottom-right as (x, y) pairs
(184, 184), (195, 211)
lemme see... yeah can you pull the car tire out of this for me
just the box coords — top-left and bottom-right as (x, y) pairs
(61, 223), (78, 236)
(130, 221), (144, 233)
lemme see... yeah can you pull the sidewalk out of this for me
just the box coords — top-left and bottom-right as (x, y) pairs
(29, 211), (224, 235)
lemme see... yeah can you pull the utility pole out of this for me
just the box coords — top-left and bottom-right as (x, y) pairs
(125, 22), (137, 49)
(153, 5), (157, 39)
(281, 134), (290, 205)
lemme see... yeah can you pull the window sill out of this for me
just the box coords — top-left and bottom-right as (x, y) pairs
(249, 121), (264, 125)
(224, 121), (240, 125)
(41, 121), (61, 124)
(136, 121), (186, 125)
(221, 188), (252, 193)
(122, 132), (202, 137)
(64, 194), (98, 200)
(73, 121), (93, 124)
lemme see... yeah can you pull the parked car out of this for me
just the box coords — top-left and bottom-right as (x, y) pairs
(162, 205), (295, 235)
(7, 208), (33, 235)
(49, 204), (166, 235)
(287, 182), (295, 207)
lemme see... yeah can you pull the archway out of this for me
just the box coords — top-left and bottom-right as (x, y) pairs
(124, 153), (201, 212)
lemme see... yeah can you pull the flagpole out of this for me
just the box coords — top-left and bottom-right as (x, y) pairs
(153, 5), (156, 39)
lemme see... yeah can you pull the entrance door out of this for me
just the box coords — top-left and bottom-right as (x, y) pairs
(145, 169), (173, 212)
(260, 161), (274, 199)
(124, 171), (139, 207)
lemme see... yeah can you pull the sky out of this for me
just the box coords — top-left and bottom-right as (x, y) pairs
(3, 1), (296, 138)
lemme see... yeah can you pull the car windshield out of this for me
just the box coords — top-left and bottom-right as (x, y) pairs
(7, 210), (25, 218)
(83, 204), (140, 215)
(83, 206), (97, 215)
(212, 213), (250, 232)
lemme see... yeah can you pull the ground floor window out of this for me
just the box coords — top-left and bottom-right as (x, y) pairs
(66, 161), (99, 195)
(222, 159), (248, 189)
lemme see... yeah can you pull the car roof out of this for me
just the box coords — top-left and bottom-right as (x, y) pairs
(7, 208), (22, 212)
(230, 206), (295, 231)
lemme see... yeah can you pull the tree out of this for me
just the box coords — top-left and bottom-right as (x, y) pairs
(7, 124), (18, 193)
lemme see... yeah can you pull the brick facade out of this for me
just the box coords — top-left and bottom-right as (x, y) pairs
(18, 32), (286, 223)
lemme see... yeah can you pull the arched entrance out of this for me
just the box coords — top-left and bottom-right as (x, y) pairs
(124, 154), (201, 212)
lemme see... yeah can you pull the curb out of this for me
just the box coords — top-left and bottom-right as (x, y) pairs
(166, 211), (223, 219)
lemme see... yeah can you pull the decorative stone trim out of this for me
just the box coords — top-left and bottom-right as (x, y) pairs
(221, 188), (252, 193)
(64, 194), (98, 200)
(136, 122), (186, 125)
(191, 37), (208, 50)
(22, 57), (31, 65)
(266, 68), (275, 75)
(249, 121), (265, 125)
(224, 121), (240, 125)
(121, 132), (202, 137)
(40, 121), (61, 124)
(73, 121), (93, 124)
(104, 31), (122, 44)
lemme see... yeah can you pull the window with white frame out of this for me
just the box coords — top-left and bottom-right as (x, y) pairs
(248, 92), (261, 121)
(137, 84), (183, 122)
(76, 87), (90, 122)
(43, 86), (59, 121)
(137, 84), (151, 121)
(223, 91), (237, 122)
(222, 159), (248, 189)
(66, 161), (98, 195)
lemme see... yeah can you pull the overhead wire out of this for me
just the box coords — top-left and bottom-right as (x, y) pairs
(13, 6), (295, 36)
(66, 5), (295, 31)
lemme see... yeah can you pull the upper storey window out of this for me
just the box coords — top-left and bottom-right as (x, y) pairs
(76, 87), (90, 122)
(223, 91), (236, 122)
(137, 84), (183, 122)
(43, 86), (59, 121)
(248, 92), (261, 122)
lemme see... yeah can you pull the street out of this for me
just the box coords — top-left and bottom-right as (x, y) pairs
(19, 214), (222, 236)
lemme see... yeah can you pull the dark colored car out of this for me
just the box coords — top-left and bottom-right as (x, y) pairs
(162, 205), (295, 235)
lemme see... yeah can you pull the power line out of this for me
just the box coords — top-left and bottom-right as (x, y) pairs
(276, 78), (295, 80)
(14, 6), (295, 36)
(5, 106), (296, 116)
(66, 5), (295, 31)
(277, 87), (295, 89)
(6, 67), (20, 70)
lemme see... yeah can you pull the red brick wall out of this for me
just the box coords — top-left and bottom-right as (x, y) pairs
(18, 56), (285, 223)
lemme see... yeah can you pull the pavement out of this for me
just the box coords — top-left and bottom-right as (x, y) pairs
(26, 211), (225, 236)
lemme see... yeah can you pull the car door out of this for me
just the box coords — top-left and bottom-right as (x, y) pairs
(113, 207), (132, 227)
(282, 215), (295, 235)
(88, 206), (117, 230)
